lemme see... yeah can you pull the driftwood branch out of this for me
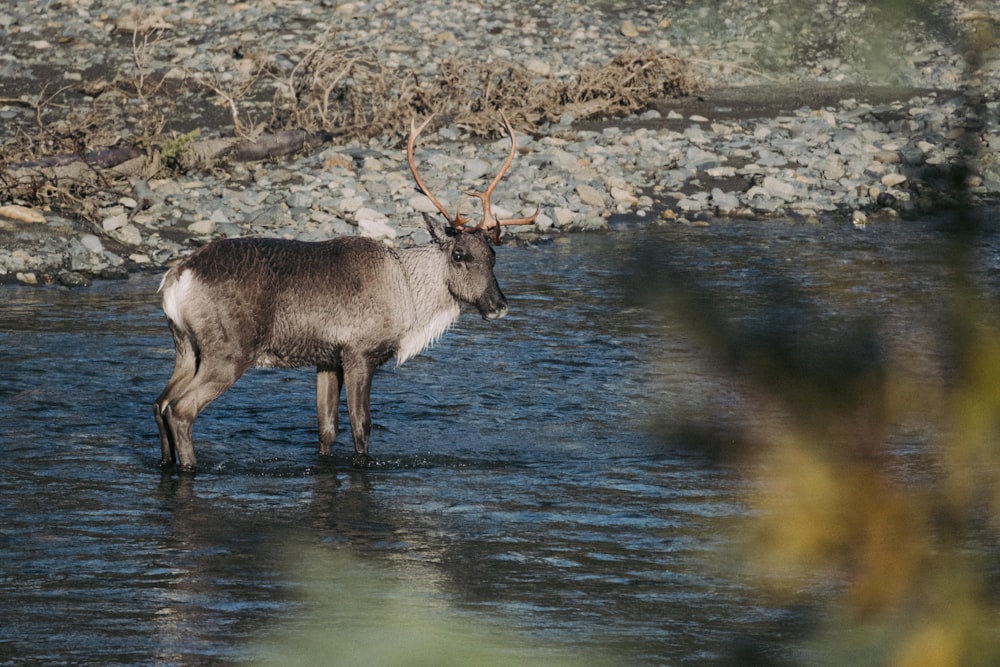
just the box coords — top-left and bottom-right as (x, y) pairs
(0, 129), (347, 196)
(178, 129), (347, 167)
(12, 146), (144, 170)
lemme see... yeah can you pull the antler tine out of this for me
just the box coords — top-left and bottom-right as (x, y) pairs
(407, 115), (470, 228)
(465, 112), (540, 241)
(482, 112), (519, 205)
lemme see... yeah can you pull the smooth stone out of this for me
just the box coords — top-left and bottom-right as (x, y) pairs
(102, 213), (129, 232)
(80, 234), (104, 254)
(188, 219), (216, 235)
(576, 183), (606, 208)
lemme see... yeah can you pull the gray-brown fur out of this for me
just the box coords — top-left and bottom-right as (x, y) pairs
(153, 226), (506, 470)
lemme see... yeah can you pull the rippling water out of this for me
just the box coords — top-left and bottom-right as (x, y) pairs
(2, 216), (998, 665)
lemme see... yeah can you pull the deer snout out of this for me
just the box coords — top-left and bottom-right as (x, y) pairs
(481, 301), (508, 321)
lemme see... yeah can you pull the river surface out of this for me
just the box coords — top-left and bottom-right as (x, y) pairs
(2, 214), (998, 665)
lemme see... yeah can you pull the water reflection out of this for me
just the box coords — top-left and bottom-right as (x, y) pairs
(2, 216), (997, 664)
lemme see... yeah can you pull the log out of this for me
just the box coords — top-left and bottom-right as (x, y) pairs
(0, 129), (347, 196)
(12, 146), (143, 170)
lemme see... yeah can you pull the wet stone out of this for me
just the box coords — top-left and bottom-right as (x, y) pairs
(58, 271), (91, 288)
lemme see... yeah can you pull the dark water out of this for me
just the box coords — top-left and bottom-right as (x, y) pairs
(2, 216), (998, 665)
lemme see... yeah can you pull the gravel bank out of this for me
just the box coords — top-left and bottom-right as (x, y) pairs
(1, 0), (998, 285)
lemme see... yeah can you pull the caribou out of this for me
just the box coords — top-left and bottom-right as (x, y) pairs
(154, 114), (537, 470)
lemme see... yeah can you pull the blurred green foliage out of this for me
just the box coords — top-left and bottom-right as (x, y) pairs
(254, 546), (605, 667)
(655, 3), (1000, 663)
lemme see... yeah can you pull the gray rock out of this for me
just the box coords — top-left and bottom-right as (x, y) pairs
(58, 271), (91, 287)
(463, 158), (493, 181)
(576, 183), (606, 208)
(686, 146), (721, 170)
(80, 234), (103, 254)
(102, 213), (129, 232)
(355, 208), (396, 241)
(677, 197), (705, 213)
(216, 222), (243, 237)
(761, 176), (798, 201)
(188, 219), (216, 236)
(248, 204), (293, 228)
(208, 208), (231, 224)
(710, 188), (741, 213)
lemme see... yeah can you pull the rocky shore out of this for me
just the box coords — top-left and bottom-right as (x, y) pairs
(1, 0), (998, 286)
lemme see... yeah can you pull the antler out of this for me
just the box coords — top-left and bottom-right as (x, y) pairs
(464, 112), (540, 242)
(407, 112), (539, 241)
(407, 114), (470, 229)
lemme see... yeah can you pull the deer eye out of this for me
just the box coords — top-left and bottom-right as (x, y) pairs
(451, 250), (466, 264)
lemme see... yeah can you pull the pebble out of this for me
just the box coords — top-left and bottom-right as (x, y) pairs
(116, 225), (143, 246)
(576, 184), (606, 209)
(355, 208), (397, 241)
(0, 205), (45, 224)
(58, 271), (90, 288)
(102, 213), (129, 232)
(552, 207), (576, 227)
(80, 234), (103, 254)
(188, 219), (216, 236)
(620, 20), (640, 38)
(711, 189), (741, 213)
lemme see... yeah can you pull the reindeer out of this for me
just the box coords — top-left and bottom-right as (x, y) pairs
(154, 115), (537, 470)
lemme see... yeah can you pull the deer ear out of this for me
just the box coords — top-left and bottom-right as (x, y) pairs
(421, 213), (451, 243)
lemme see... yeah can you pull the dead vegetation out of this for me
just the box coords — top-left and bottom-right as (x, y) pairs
(274, 45), (698, 138)
(0, 28), (701, 223)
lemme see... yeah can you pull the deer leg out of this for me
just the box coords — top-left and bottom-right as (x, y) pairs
(343, 353), (376, 467)
(154, 401), (179, 467)
(159, 402), (196, 469)
(154, 324), (198, 467)
(158, 361), (247, 471)
(316, 365), (343, 456)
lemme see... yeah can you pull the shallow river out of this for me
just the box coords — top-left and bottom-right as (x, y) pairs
(2, 214), (998, 665)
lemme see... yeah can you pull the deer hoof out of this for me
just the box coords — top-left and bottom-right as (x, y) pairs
(351, 452), (375, 468)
